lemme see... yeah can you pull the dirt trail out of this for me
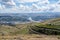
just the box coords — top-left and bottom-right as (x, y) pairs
(0, 34), (60, 40)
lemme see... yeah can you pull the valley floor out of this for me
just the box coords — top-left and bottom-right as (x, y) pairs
(0, 34), (60, 40)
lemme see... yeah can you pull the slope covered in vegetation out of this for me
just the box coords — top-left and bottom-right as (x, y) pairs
(30, 18), (60, 35)
(0, 18), (60, 36)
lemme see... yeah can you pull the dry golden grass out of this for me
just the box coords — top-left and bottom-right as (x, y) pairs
(0, 34), (60, 40)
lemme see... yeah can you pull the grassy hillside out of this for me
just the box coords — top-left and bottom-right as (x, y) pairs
(0, 24), (30, 36)
(0, 18), (60, 36)
(0, 22), (37, 36)
(34, 18), (60, 29)
(30, 18), (60, 35)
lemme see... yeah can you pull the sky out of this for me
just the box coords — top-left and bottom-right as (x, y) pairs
(0, 0), (60, 13)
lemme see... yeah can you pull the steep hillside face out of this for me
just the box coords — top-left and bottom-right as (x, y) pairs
(0, 18), (60, 35)
(29, 18), (60, 35)
(42, 18), (60, 25)
(0, 24), (29, 36)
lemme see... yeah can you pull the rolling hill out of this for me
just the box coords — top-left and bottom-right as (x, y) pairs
(29, 18), (60, 35)
(0, 18), (60, 36)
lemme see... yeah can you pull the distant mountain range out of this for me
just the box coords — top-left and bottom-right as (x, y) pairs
(0, 12), (60, 24)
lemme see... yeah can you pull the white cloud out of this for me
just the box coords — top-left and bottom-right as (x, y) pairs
(0, 0), (16, 8)
(52, 3), (60, 12)
(18, 0), (39, 3)
(38, 0), (49, 4)
(49, 0), (60, 12)
(0, 4), (2, 9)
(6, 0), (15, 6)
(53, 7), (60, 12)
(29, 0), (50, 11)
(0, 0), (60, 13)
(19, 4), (25, 10)
(31, 4), (39, 11)
(0, 4), (6, 9)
